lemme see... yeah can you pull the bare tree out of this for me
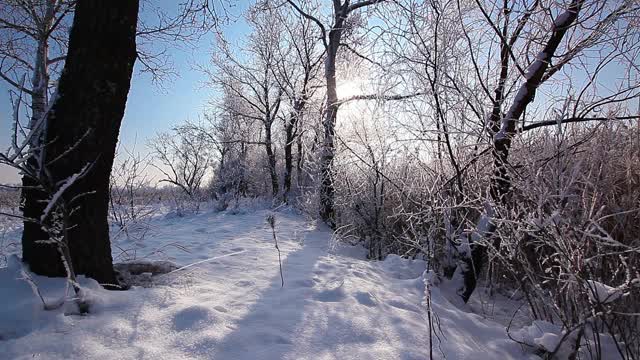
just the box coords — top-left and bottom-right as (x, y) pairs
(457, 0), (640, 303)
(179, 110), (255, 207)
(375, 0), (639, 303)
(286, 0), (385, 226)
(150, 126), (213, 202)
(135, 0), (229, 83)
(0, 0), (223, 128)
(0, 0), (230, 286)
(205, 6), (286, 198)
(271, 5), (325, 202)
(109, 146), (156, 232)
(0, 0), (72, 133)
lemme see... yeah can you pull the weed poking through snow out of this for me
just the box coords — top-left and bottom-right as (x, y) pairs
(266, 213), (284, 287)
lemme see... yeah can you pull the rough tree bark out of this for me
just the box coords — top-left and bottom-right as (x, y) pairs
(283, 112), (296, 200)
(21, 0), (140, 286)
(264, 123), (280, 197)
(283, 94), (310, 202)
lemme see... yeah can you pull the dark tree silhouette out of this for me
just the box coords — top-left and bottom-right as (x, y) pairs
(21, 0), (140, 286)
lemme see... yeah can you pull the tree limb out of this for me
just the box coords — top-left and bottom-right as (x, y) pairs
(336, 91), (426, 105)
(285, 0), (328, 48)
(521, 116), (640, 132)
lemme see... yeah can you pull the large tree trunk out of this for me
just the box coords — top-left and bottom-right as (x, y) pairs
(319, 101), (338, 227)
(286, 0), (382, 226)
(21, 0), (140, 286)
(296, 131), (304, 187)
(283, 113), (295, 201)
(319, 14), (345, 228)
(284, 96), (307, 202)
(264, 124), (280, 197)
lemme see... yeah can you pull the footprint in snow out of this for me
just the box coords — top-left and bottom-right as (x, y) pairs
(255, 332), (293, 345)
(351, 270), (368, 280)
(173, 305), (217, 331)
(354, 291), (378, 307)
(293, 279), (314, 288)
(234, 280), (254, 287)
(317, 263), (334, 270)
(387, 299), (421, 313)
(313, 282), (347, 302)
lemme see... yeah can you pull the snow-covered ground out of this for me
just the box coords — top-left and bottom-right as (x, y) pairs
(0, 205), (568, 359)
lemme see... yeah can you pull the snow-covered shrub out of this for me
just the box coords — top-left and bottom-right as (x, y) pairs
(0, 188), (21, 267)
(0, 187), (20, 213)
(109, 149), (159, 238)
(485, 124), (640, 358)
(330, 113), (639, 358)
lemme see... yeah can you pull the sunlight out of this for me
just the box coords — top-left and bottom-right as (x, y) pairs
(337, 80), (363, 99)
(336, 78), (375, 123)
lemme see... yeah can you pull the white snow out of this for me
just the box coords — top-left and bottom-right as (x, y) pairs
(524, 52), (547, 80)
(511, 320), (563, 353)
(424, 272), (539, 360)
(0, 205), (566, 359)
(585, 280), (623, 304)
(40, 164), (90, 223)
(553, 10), (574, 29)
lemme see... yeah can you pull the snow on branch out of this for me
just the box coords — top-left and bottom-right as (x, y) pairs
(495, 0), (584, 141)
(336, 91), (426, 106)
(40, 163), (92, 223)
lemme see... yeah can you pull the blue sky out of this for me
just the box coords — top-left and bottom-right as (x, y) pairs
(0, 1), (251, 184)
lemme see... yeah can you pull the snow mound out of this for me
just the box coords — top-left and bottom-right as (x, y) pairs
(379, 254), (426, 280)
(585, 280), (622, 304)
(511, 320), (563, 353)
(0, 255), (105, 341)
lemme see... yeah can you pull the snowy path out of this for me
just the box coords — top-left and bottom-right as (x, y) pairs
(0, 208), (535, 359)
